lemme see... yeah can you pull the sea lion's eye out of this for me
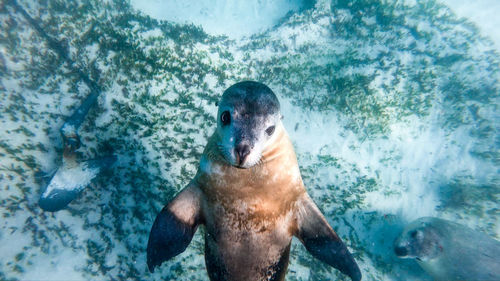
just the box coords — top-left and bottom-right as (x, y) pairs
(410, 230), (418, 238)
(265, 126), (275, 136)
(221, 111), (231, 125)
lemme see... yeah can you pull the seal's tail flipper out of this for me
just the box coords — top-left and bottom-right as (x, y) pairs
(294, 194), (362, 281)
(147, 185), (202, 273)
(38, 155), (116, 212)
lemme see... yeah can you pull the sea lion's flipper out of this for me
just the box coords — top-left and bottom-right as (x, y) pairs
(295, 195), (361, 281)
(147, 185), (202, 273)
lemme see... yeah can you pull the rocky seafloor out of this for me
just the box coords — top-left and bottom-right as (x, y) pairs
(0, 0), (499, 280)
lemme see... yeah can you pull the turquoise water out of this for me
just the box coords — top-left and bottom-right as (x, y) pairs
(0, 0), (498, 280)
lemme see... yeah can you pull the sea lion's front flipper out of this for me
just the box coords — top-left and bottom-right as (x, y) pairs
(147, 185), (202, 273)
(295, 195), (361, 281)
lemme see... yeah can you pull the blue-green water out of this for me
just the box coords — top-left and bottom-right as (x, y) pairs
(0, 0), (498, 280)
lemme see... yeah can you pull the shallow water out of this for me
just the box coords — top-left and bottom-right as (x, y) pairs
(0, 0), (499, 280)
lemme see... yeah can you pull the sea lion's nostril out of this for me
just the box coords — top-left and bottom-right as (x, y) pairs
(235, 144), (251, 164)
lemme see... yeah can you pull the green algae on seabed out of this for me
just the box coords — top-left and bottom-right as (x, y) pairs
(0, 0), (499, 280)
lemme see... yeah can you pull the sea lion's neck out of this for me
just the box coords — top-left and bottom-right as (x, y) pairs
(261, 121), (288, 164)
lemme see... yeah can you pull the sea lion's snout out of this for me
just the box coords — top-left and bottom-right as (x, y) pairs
(394, 245), (408, 257)
(235, 143), (251, 166)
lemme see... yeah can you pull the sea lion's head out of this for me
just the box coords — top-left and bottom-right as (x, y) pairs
(394, 217), (443, 261)
(216, 81), (281, 169)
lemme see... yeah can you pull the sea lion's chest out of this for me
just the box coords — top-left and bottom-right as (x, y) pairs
(197, 153), (303, 235)
(197, 155), (302, 280)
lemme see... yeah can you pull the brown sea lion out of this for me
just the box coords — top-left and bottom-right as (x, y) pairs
(147, 81), (361, 281)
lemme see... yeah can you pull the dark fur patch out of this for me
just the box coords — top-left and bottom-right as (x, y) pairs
(263, 243), (291, 281)
(220, 81), (280, 115)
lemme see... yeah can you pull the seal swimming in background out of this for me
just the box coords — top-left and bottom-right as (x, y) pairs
(8, 0), (117, 212)
(147, 81), (361, 281)
(394, 217), (500, 280)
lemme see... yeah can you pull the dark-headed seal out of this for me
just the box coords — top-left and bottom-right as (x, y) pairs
(394, 217), (500, 280)
(147, 81), (361, 280)
(9, 0), (115, 212)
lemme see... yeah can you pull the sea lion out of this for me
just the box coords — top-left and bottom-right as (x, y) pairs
(394, 217), (500, 280)
(38, 97), (116, 212)
(8, 0), (115, 212)
(147, 81), (361, 281)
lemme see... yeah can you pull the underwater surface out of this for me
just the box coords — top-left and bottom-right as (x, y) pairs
(0, 0), (499, 280)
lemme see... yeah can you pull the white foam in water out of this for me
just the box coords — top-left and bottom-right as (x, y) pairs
(130, 0), (307, 38)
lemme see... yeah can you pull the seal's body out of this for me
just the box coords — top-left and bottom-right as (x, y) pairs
(395, 217), (500, 281)
(39, 155), (115, 212)
(200, 125), (304, 280)
(147, 81), (361, 281)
